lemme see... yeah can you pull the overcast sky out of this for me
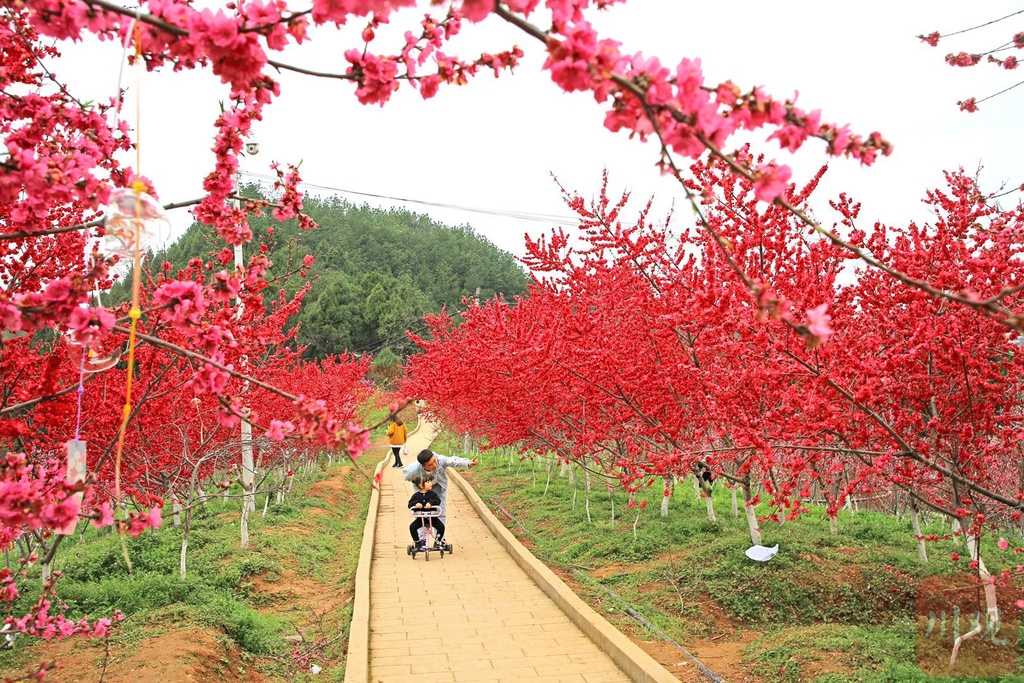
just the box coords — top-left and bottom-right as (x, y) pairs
(53, 1), (1022, 259)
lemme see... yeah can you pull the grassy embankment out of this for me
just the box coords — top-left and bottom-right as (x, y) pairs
(434, 433), (1024, 683)
(0, 400), (402, 683)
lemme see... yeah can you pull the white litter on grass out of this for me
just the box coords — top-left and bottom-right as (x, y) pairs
(745, 544), (779, 562)
(310, 663), (322, 674)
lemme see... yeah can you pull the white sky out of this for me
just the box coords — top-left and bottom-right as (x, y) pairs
(52, 1), (1022, 260)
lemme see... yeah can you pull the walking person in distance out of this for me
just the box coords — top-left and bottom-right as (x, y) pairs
(387, 415), (408, 468)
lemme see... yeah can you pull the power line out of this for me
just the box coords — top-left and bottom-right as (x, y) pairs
(238, 170), (581, 227)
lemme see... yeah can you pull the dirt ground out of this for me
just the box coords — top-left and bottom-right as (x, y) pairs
(22, 627), (267, 683)
(556, 564), (762, 683)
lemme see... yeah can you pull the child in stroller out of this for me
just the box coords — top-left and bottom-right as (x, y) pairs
(407, 475), (452, 559)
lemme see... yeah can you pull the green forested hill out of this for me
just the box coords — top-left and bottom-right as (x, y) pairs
(150, 187), (531, 361)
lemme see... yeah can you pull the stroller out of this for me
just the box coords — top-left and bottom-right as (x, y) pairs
(407, 507), (453, 561)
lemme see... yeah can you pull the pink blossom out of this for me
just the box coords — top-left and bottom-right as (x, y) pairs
(753, 163), (791, 203)
(543, 23), (600, 93)
(998, 537), (1010, 550)
(91, 502), (114, 528)
(265, 420), (295, 441)
(460, 0), (493, 22)
(344, 49), (400, 106)
(958, 98), (978, 113)
(805, 304), (833, 347)
(210, 270), (242, 302)
(67, 306), (115, 346)
(146, 506), (163, 531)
(153, 280), (207, 330)
(343, 423), (372, 459)
(187, 363), (231, 395)
(946, 51), (980, 67)
(92, 618), (112, 638)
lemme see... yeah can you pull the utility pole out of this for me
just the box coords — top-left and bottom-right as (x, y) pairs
(233, 167), (257, 531)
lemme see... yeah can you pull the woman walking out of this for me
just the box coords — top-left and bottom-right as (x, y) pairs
(387, 416), (408, 468)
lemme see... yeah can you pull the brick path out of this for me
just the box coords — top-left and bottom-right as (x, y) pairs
(364, 422), (639, 683)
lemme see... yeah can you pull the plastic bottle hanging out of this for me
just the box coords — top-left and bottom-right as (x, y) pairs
(101, 187), (171, 258)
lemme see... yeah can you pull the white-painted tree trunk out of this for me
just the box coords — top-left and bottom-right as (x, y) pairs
(241, 419), (256, 513)
(745, 503), (761, 545)
(742, 482), (761, 545)
(951, 529), (997, 667)
(584, 467), (592, 524)
(661, 477), (672, 517)
(731, 487), (738, 518)
(705, 495), (717, 522)
(910, 505), (927, 563)
(240, 483), (251, 549)
(180, 534), (188, 579)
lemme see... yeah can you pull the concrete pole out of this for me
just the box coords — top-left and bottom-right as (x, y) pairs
(233, 187), (255, 516)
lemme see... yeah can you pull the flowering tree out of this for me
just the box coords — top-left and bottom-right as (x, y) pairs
(401, 161), (1024, 544)
(2, 0), (1021, 668)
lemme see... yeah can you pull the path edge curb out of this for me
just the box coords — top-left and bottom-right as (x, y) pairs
(342, 454), (384, 683)
(451, 469), (679, 683)
(343, 415), (422, 683)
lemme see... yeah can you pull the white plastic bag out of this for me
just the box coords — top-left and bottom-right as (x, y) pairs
(402, 445), (409, 455)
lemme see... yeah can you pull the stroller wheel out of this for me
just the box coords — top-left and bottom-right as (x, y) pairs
(424, 549), (430, 562)
(406, 545), (412, 555)
(446, 544), (453, 554)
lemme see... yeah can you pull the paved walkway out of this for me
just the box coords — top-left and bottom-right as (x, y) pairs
(363, 422), (643, 683)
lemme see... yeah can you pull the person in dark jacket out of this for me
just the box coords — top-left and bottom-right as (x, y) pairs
(408, 475), (445, 549)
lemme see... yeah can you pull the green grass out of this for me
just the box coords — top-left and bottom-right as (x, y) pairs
(0, 459), (370, 681)
(461, 446), (1024, 682)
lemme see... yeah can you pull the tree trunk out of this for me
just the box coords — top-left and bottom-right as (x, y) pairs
(584, 466), (592, 524)
(951, 524), (998, 667)
(180, 530), (189, 580)
(661, 477), (673, 517)
(240, 479), (252, 549)
(731, 486), (738, 518)
(910, 498), (927, 563)
(697, 475), (716, 522)
(241, 418), (256, 512)
(741, 477), (761, 545)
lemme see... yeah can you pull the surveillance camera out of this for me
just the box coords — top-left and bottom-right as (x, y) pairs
(245, 142), (260, 155)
